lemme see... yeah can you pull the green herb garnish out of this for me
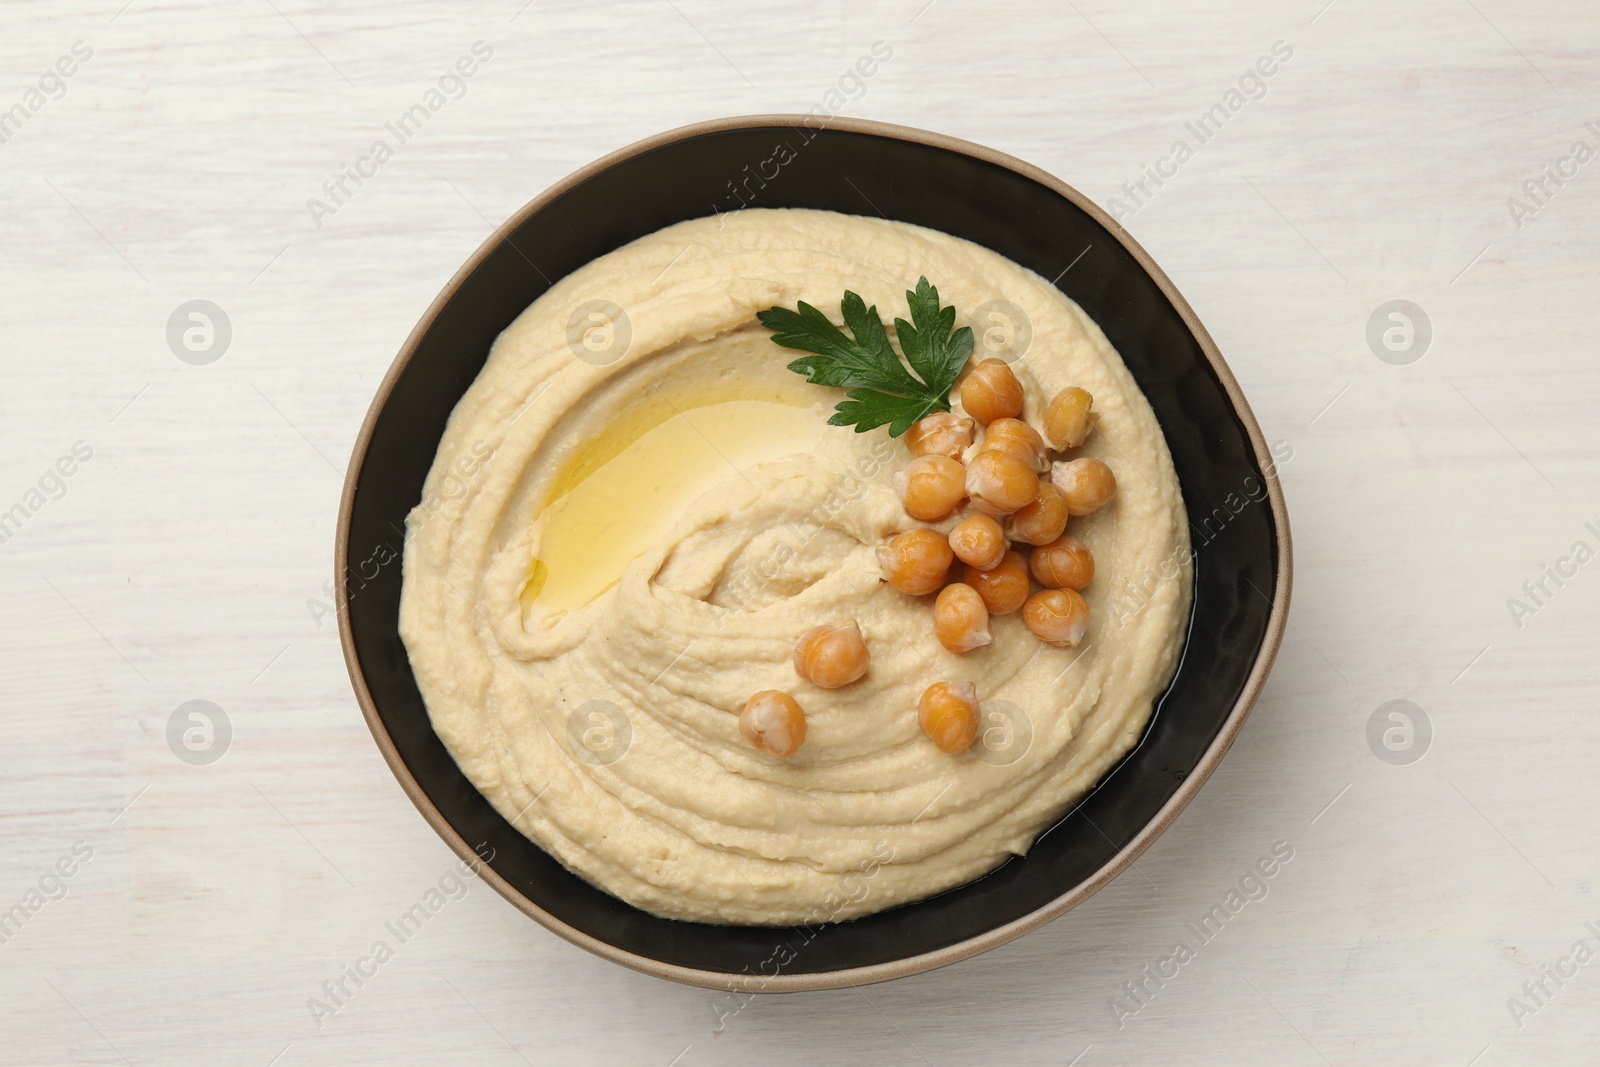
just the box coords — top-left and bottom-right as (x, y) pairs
(757, 277), (973, 437)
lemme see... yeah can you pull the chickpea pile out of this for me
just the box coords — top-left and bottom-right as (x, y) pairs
(738, 362), (1117, 761)
(882, 361), (1116, 753)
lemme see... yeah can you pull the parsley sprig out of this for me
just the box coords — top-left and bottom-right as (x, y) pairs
(757, 277), (974, 437)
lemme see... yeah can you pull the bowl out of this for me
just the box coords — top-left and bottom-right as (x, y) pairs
(337, 115), (1291, 991)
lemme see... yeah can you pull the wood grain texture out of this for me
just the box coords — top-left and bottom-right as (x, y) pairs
(1, 0), (1597, 1063)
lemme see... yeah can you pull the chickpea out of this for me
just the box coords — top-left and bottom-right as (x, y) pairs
(793, 621), (869, 688)
(964, 550), (1030, 614)
(894, 454), (967, 522)
(1044, 386), (1094, 450)
(740, 690), (807, 757)
(966, 450), (1040, 516)
(1030, 534), (1094, 590)
(904, 411), (975, 459)
(1008, 481), (1070, 546)
(978, 417), (1046, 470)
(958, 358), (1024, 425)
(986, 417), (1038, 448)
(1023, 588), (1089, 647)
(876, 528), (954, 596)
(918, 680), (980, 755)
(934, 583), (992, 654)
(1053, 457), (1118, 516)
(948, 513), (1007, 570)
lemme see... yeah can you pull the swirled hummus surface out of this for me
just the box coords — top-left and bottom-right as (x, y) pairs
(398, 208), (1191, 925)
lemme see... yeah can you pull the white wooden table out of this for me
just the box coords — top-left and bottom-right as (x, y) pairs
(3, 1), (1597, 1062)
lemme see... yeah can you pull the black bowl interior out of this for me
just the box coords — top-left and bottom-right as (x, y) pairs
(344, 124), (1277, 977)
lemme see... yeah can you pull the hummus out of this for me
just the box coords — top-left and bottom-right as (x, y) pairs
(399, 208), (1191, 925)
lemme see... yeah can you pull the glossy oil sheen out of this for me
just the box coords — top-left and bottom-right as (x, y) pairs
(523, 386), (828, 623)
(344, 125), (1279, 977)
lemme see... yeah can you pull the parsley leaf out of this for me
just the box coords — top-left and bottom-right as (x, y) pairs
(757, 277), (973, 437)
